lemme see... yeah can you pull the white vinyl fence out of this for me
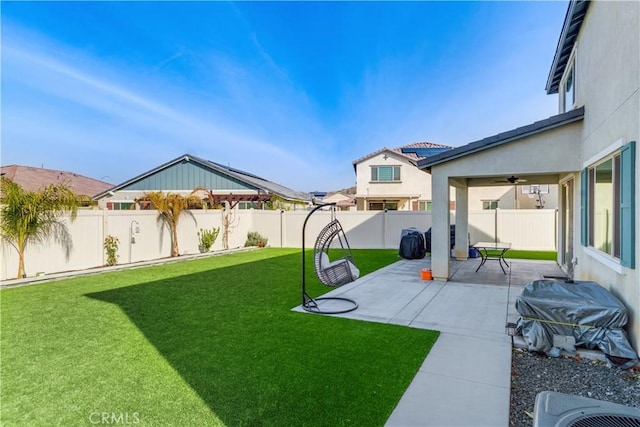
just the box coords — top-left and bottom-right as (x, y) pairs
(0, 208), (557, 280)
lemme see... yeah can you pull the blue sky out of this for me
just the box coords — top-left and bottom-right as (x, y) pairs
(1, 1), (568, 192)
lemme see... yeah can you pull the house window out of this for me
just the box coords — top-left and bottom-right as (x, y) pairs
(482, 200), (499, 210)
(371, 165), (400, 182)
(587, 156), (619, 256)
(106, 202), (134, 210)
(369, 201), (398, 211)
(238, 201), (255, 210)
(418, 201), (432, 211)
(561, 56), (576, 113)
(582, 141), (635, 268)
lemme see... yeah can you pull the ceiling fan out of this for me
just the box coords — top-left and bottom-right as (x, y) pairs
(495, 175), (527, 184)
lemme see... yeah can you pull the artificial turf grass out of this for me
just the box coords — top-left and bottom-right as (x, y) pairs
(425, 250), (557, 260)
(1, 248), (439, 426)
(484, 250), (558, 260)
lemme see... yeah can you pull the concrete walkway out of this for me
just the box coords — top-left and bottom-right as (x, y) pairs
(294, 257), (566, 427)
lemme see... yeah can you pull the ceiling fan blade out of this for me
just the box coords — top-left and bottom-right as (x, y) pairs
(493, 176), (528, 184)
(505, 175), (527, 184)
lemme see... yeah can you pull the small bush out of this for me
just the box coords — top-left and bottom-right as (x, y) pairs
(198, 227), (220, 253)
(104, 235), (120, 266)
(245, 231), (268, 248)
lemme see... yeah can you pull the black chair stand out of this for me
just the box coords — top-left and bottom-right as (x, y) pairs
(301, 203), (358, 314)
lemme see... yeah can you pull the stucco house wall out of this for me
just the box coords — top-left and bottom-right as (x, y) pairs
(430, 123), (584, 178)
(568, 0), (640, 347)
(354, 150), (436, 211)
(354, 148), (556, 211)
(467, 185), (559, 210)
(424, 0), (639, 349)
(322, 192), (356, 211)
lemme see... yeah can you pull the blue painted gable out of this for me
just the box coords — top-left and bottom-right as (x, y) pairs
(123, 160), (257, 192)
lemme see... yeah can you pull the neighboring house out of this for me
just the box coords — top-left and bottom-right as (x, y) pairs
(309, 191), (329, 206)
(352, 142), (453, 211)
(353, 142), (556, 211)
(309, 191), (328, 201)
(0, 165), (113, 198)
(462, 182), (559, 210)
(421, 1), (639, 347)
(323, 192), (356, 211)
(94, 154), (310, 210)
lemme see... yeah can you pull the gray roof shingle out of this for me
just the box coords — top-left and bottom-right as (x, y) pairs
(94, 154), (310, 202)
(0, 165), (113, 197)
(352, 142), (453, 170)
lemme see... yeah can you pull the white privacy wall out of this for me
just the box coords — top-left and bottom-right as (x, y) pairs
(0, 208), (557, 280)
(497, 210), (557, 251)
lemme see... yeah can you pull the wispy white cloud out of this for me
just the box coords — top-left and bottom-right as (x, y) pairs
(4, 44), (250, 143)
(153, 48), (187, 73)
(2, 24), (349, 189)
(1, 1), (568, 192)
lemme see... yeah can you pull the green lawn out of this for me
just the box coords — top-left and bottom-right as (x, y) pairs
(1, 248), (439, 426)
(488, 250), (557, 260)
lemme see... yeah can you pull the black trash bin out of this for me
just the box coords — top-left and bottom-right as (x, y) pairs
(399, 231), (426, 259)
(425, 225), (455, 253)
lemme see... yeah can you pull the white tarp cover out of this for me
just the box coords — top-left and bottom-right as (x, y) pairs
(516, 279), (639, 366)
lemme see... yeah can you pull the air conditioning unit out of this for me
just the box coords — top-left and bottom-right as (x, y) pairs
(534, 391), (640, 427)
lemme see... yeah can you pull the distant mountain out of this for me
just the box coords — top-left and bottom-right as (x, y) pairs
(328, 185), (356, 196)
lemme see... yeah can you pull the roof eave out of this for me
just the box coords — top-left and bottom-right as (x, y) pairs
(94, 153), (309, 202)
(546, 1), (590, 94)
(93, 154), (200, 199)
(352, 148), (418, 168)
(352, 147), (393, 166)
(419, 107), (585, 169)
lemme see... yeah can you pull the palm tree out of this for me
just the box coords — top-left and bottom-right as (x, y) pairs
(143, 191), (202, 257)
(0, 177), (79, 278)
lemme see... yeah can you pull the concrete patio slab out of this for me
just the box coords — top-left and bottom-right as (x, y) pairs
(409, 283), (509, 337)
(294, 257), (566, 426)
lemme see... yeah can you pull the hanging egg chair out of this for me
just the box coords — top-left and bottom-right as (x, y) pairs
(301, 203), (358, 314)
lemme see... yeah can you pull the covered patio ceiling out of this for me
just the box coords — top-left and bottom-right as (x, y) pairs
(453, 173), (561, 188)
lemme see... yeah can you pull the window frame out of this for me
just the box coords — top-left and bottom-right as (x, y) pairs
(587, 155), (618, 257)
(370, 165), (401, 183)
(106, 201), (135, 210)
(482, 200), (499, 210)
(418, 200), (432, 211)
(581, 140), (636, 270)
(368, 201), (398, 211)
(560, 49), (577, 113)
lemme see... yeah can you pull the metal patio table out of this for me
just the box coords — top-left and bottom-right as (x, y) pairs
(473, 242), (511, 274)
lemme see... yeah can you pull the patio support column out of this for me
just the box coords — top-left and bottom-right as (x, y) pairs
(454, 184), (469, 260)
(431, 171), (450, 281)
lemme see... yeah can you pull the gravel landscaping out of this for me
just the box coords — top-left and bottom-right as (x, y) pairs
(510, 348), (640, 426)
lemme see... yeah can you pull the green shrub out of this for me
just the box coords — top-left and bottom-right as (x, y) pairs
(103, 235), (120, 266)
(245, 231), (268, 248)
(198, 227), (220, 253)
